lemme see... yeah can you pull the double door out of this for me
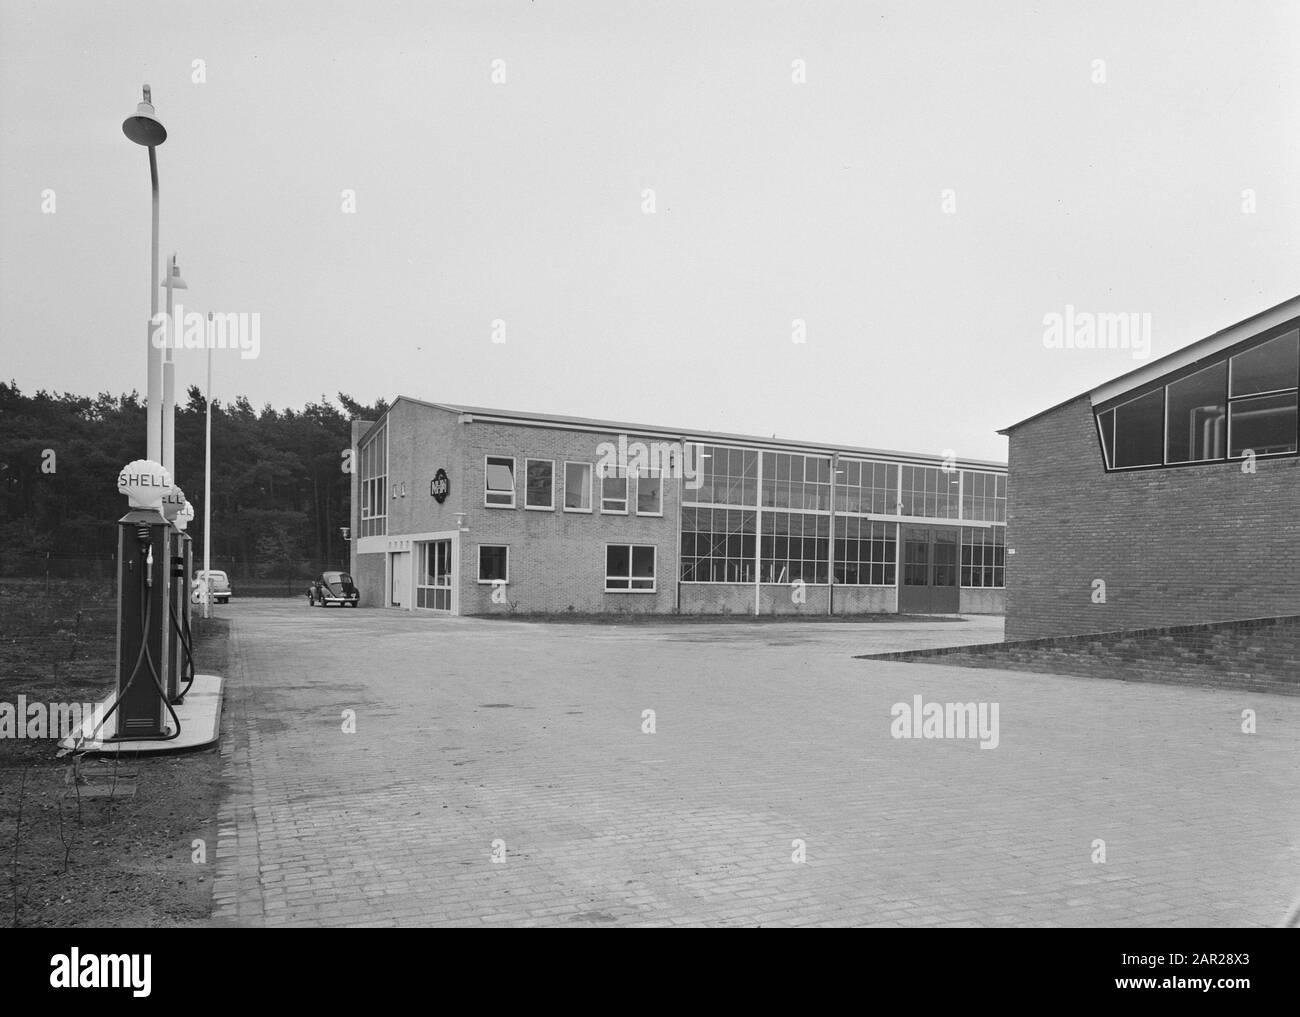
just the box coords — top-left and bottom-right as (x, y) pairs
(898, 525), (960, 614)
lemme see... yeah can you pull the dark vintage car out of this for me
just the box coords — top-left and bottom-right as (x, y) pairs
(307, 571), (360, 608)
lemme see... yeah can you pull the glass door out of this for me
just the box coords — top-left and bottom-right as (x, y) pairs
(417, 540), (453, 612)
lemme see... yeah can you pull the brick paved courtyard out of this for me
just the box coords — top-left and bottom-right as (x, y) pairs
(210, 602), (1300, 927)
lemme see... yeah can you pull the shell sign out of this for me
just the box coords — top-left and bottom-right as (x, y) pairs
(176, 500), (195, 531)
(161, 486), (187, 522)
(117, 459), (173, 509)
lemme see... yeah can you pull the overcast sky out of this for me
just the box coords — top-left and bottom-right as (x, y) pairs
(2, 0), (1297, 462)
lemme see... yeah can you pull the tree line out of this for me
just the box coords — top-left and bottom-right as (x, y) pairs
(0, 382), (387, 578)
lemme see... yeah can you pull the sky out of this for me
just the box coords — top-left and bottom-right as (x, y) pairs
(2, 0), (1297, 463)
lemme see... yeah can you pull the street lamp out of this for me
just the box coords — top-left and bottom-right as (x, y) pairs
(122, 85), (167, 462)
(161, 254), (187, 475)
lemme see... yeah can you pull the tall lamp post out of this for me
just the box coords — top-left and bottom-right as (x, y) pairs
(122, 85), (168, 462)
(203, 311), (214, 619)
(161, 254), (187, 475)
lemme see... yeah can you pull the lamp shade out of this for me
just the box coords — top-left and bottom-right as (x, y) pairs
(122, 86), (166, 147)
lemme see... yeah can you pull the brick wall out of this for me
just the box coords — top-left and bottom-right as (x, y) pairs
(861, 614), (1300, 696)
(1005, 397), (1300, 639)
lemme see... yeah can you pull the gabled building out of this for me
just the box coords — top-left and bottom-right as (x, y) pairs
(349, 398), (1008, 616)
(1000, 296), (1300, 640)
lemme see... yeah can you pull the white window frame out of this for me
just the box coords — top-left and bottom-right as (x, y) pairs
(484, 455), (516, 509)
(606, 544), (657, 593)
(599, 469), (629, 514)
(477, 544), (510, 584)
(635, 468), (663, 516)
(525, 458), (555, 511)
(564, 461), (593, 513)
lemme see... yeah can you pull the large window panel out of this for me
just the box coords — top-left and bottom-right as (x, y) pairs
(1112, 389), (1165, 468)
(961, 527), (1005, 588)
(1230, 329), (1299, 397)
(686, 445), (758, 506)
(834, 517), (897, 586)
(760, 510), (828, 584)
(1166, 362), (1226, 463)
(1229, 392), (1299, 456)
(680, 507), (755, 582)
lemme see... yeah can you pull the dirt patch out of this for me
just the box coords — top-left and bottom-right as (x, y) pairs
(1, 579), (226, 927)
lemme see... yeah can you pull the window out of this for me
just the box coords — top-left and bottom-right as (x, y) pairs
(635, 468), (662, 515)
(834, 518), (897, 585)
(961, 527), (1005, 588)
(684, 445), (758, 506)
(760, 510), (829, 584)
(417, 540), (452, 610)
(960, 471), (1006, 522)
(564, 461), (592, 511)
(835, 460), (898, 515)
(680, 507), (756, 582)
(358, 422), (387, 537)
(1166, 362), (1226, 463)
(525, 459), (554, 510)
(899, 465), (960, 518)
(761, 452), (832, 511)
(478, 545), (509, 583)
(1096, 324), (1299, 469)
(599, 468), (628, 513)
(485, 456), (515, 508)
(606, 545), (656, 592)
(1111, 389), (1164, 468)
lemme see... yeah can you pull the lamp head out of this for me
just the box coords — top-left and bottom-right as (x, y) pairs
(122, 85), (167, 147)
(163, 255), (187, 291)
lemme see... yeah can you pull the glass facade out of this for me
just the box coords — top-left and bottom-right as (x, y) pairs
(681, 444), (1006, 588)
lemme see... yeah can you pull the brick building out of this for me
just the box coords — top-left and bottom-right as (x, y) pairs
(348, 398), (1008, 616)
(1000, 296), (1300, 640)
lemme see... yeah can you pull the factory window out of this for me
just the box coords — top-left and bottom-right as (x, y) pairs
(525, 459), (554, 510)
(960, 471), (1007, 522)
(564, 461), (592, 512)
(680, 507), (756, 583)
(899, 465), (960, 519)
(1166, 362), (1226, 463)
(760, 510), (829, 585)
(484, 456), (515, 508)
(761, 452), (832, 511)
(833, 518), (897, 586)
(684, 445), (758, 507)
(834, 460), (898, 515)
(606, 545), (656, 592)
(961, 527), (1005, 588)
(478, 545), (509, 583)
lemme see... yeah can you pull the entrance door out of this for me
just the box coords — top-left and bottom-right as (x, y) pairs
(390, 551), (410, 607)
(898, 526), (960, 614)
(417, 540), (453, 611)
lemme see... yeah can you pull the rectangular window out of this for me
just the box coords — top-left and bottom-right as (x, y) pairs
(635, 468), (663, 515)
(525, 459), (554, 510)
(606, 544), (656, 592)
(485, 456), (515, 508)
(1230, 328), (1299, 397)
(833, 518), (897, 586)
(680, 507), (756, 582)
(564, 461), (592, 511)
(478, 545), (509, 583)
(359, 422), (387, 537)
(684, 445), (759, 507)
(600, 470), (628, 513)
(760, 510), (829, 584)
(961, 526), (1005, 588)
(1166, 362), (1226, 463)
(835, 460), (898, 516)
(959, 470), (1007, 523)
(762, 452), (832, 511)
(899, 465), (958, 518)
(1229, 392), (1299, 456)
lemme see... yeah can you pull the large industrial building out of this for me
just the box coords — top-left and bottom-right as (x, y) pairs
(348, 399), (1008, 617)
(1000, 295), (1300, 640)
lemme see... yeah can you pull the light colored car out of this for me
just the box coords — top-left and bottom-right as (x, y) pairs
(196, 569), (232, 604)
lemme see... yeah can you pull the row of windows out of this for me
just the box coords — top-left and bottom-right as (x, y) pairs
(485, 457), (663, 515)
(683, 445), (1005, 521)
(358, 423), (387, 538)
(1097, 326), (1299, 470)
(468, 525), (1003, 593)
(472, 543), (657, 593)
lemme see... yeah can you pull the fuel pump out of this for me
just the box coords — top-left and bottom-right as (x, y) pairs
(161, 488), (194, 703)
(106, 461), (181, 742)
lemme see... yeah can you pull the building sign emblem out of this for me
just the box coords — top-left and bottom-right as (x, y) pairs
(431, 469), (450, 503)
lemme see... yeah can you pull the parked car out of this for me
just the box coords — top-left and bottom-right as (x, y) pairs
(196, 569), (232, 604)
(307, 571), (360, 608)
